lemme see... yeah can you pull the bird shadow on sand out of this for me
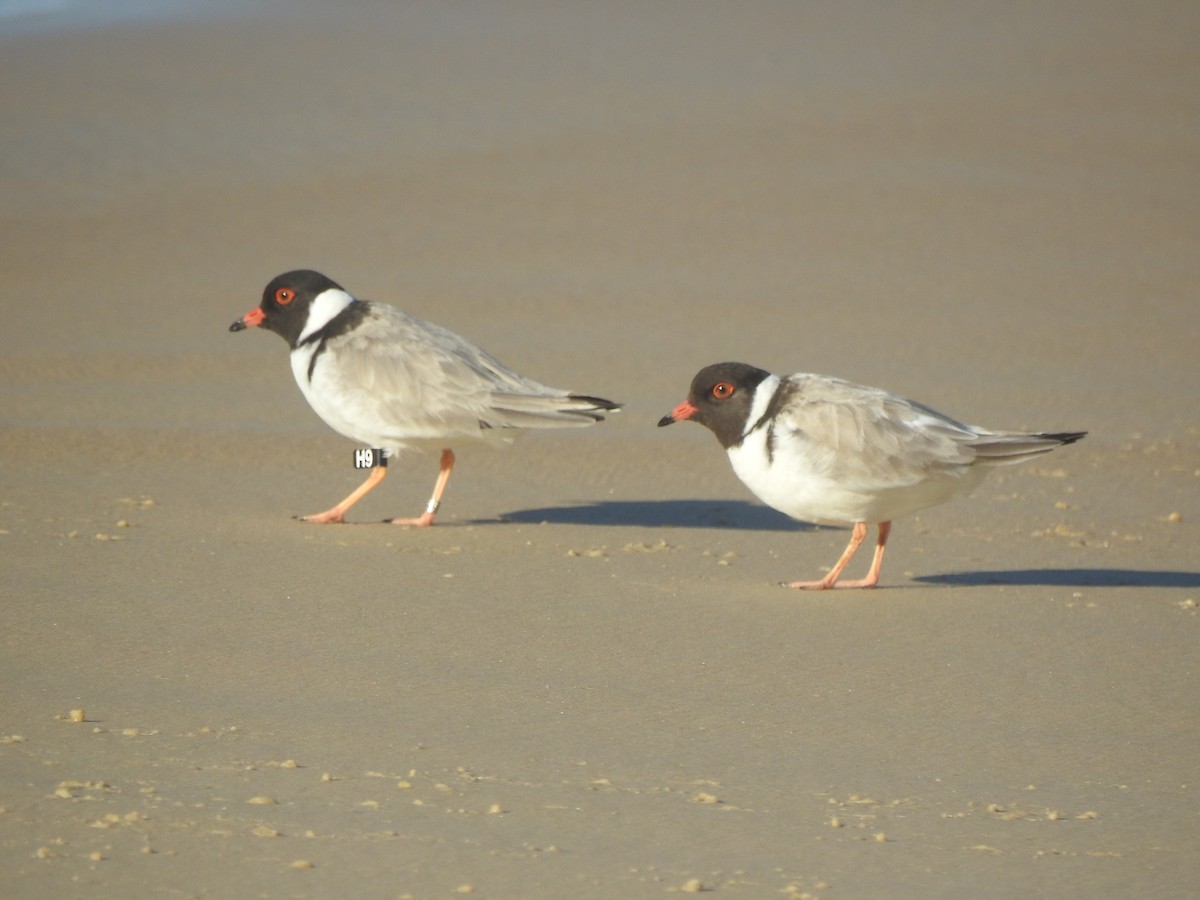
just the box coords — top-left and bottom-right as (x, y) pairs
(493, 499), (814, 532)
(914, 569), (1200, 588)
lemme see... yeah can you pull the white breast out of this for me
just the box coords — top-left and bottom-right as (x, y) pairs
(289, 342), (395, 448)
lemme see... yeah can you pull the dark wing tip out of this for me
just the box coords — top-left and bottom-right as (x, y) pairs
(1040, 431), (1087, 445)
(568, 394), (623, 412)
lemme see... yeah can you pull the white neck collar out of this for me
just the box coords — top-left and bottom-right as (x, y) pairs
(297, 288), (356, 344)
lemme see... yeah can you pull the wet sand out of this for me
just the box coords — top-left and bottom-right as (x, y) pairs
(2, 1), (1198, 897)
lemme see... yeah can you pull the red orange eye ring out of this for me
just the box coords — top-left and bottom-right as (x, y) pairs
(275, 287), (295, 305)
(712, 382), (735, 399)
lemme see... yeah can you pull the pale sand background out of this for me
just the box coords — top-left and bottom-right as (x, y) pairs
(2, 1), (1198, 897)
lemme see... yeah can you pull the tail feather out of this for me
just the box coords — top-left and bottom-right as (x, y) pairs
(486, 392), (622, 429)
(970, 430), (1087, 466)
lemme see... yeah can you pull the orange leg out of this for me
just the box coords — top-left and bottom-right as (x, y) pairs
(299, 465), (388, 524)
(785, 521), (892, 590)
(389, 449), (455, 527)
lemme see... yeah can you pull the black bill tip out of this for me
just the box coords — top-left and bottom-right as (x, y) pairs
(657, 415), (675, 427)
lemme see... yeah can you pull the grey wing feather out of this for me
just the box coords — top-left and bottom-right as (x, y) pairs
(775, 375), (1083, 483)
(772, 376), (991, 487)
(333, 304), (617, 436)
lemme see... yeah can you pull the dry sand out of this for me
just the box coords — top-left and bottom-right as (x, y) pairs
(2, 1), (1198, 897)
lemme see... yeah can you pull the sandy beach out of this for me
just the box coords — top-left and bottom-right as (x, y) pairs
(2, 1), (1198, 896)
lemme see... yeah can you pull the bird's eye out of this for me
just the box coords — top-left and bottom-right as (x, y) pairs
(275, 288), (295, 305)
(712, 382), (735, 399)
